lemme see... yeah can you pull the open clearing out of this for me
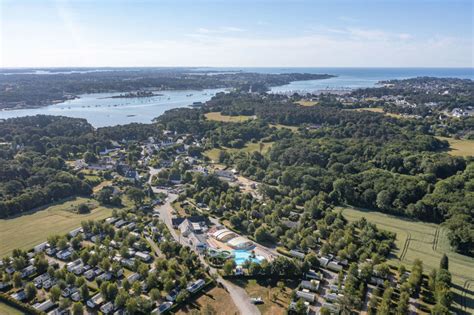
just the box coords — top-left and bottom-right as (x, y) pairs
(231, 279), (296, 315)
(0, 197), (114, 257)
(204, 142), (273, 162)
(340, 206), (474, 314)
(0, 302), (23, 315)
(205, 112), (254, 123)
(436, 136), (474, 157)
(351, 107), (405, 119)
(296, 100), (318, 106)
(176, 286), (239, 315)
(269, 124), (300, 132)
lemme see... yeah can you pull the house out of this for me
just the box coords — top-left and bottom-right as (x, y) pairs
(69, 227), (82, 238)
(296, 290), (316, 303)
(305, 269), (322, 280)
(33, 299), (55, 312)
(215, 170), (236, 181)
(124, 170), (140, 181)
(171, 215), (207, 229)
(114, 219), (127, 228)
(300, 280), (320, 292)
(84, 270), (95, 281)
(187, 279), (205, 293)
(66, 259), (83, 272)
(179, 219), (205, 236)
(56, 249), (72, 261)
(166, 288), (180, 302)
(34, 242), (49, 253)
(327, 261), (343, 272)
(11, 290), (26, 301)
(289, 250), (305, 260)
(87, 293), (104, 308)
(21, 265), (36, 278)
(127, 273), (140, 284)
(105, 217), (119, 225)
(100, 301), (115, 314)
(135, 252), (151, 262)
(322, 302), (340, 313)
(152, 301), (173, 314)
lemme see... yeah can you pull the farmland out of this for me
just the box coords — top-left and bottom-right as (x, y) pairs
(0, 197), (115, 257)
(340, 206), (474, 314)
(436, 136), (474, 157)
(205, 112), (254, 123)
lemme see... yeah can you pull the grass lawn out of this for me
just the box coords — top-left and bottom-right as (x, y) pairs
(0, 197), (115, 257)
(352, 107), (405, 119)
(269, 124), (300, 132)
(205, 112), (254, 123)
(0, 302), (23, 315)
(232, 279), (297, 315)
(436, 136), (474, 157)
(340, 206), (474, 315)
(296, 100), (318, 106)
(176, 286), (239, 315)
(204, 142), (274, 162)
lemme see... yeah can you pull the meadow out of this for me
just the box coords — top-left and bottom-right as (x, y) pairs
(436, 136), (474, 157)
(340, 206), (474, 314)
(0, 197), (114, 257)
(351, 107), (405, 118)
(204, 142), (274, 162)
(205, 112), (254, 122)
(295, 100), (318, 106)
(0, 302), (22, 315)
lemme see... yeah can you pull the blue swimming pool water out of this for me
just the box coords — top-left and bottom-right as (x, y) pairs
(233, 250), (264, 265)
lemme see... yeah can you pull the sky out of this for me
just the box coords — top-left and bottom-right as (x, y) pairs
(0, 0), (473, 67)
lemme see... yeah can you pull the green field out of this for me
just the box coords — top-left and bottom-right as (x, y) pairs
(205, 112), (254, 122)
(436, 136), (474, 157)
(0, 197), (114, 257)
(0, 302), (23, 315)
(204, 142), (273, 162)
(340, 206), (474, 314)
(352, 107), (405, 119)
(295, 100), (318, 106)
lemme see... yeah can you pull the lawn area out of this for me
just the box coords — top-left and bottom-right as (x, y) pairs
(204, 142), (273, 162)
(205, 112), (254, 123)
(269, 124), (299, 132)
(0, 197), (115, 257)
(0, 302), (23, 315)
(295, 100), (318, 106)
(231, 279), (296, 315)
(436, 136), (474, 157)
(176, 286), (239, 315)
(352, 107), (405, 119)
(340, 206), (474, 314)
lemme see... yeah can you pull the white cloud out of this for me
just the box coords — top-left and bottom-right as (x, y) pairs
(2, 27), (471, 67)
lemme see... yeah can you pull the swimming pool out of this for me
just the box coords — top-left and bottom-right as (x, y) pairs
(233, 250), (265, 265)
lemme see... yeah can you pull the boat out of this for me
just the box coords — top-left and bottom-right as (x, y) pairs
(250, 297), (263, 304)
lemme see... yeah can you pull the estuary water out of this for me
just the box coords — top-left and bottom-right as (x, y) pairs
(0, 88), (225, 128)
(1, 67), (472, 127)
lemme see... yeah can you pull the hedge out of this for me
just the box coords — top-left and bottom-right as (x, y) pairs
(0, 292), (45, 315)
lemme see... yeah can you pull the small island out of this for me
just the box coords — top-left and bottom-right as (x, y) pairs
(109, 91), (163, 99)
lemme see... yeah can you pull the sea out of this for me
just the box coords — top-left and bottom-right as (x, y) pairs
(1, 67), (472, 127)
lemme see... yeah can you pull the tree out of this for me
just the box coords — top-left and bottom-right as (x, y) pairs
(150, 288), (160, 301)
(223, 260), (236, 275)
(126, 297), (138, 314)
(25, 282), (37, 300)
(377, 287), (393, 315)
(77, 203), (90, 214)
(72, 302), (84, 315)
(12, 272), (22, 288)
(440, 254), (449, 270)
(127, 187), (145, 207)
(80, 283), (89, 300)
(50, 285), (61, 302)
(396, 291), (409, 314)
(115, 290), (129, 309)
(83, 151), (98, 164)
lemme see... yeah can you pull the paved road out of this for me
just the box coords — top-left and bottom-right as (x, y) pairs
(154, 193), (260, 315)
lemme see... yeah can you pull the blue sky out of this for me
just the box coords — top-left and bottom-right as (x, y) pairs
(1, 0), (472, 67)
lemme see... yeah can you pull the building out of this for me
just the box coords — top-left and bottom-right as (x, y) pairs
(289, 250), (305, 260)
(135, 252), (151, 262)
(186, 279), (205, 293)
(300, 280), (320, 292)
(227, 236), (254, 250)
(296, 290), (316, 303)
(34, 242), (49, 253)
(87, 293), (104, 308)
